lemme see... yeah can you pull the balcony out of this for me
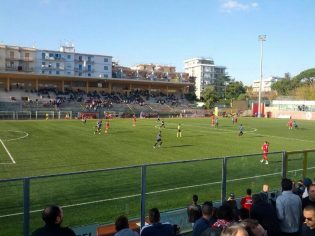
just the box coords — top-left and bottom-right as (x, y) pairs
(5, 57), (34, 61)
(4, 65), (34, 72)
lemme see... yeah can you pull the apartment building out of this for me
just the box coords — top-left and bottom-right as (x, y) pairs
(0, 44), (36, 73)
(252, 76), (282, 92)
(184, 57), (226, 99)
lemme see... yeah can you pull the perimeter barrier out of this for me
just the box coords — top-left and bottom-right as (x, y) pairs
(0, 149), (314, 236)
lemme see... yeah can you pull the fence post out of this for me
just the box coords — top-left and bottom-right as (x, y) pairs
(303, 151), (308, 179)
(23, 178), (30, 236)
(221, 157), (227, 204)
(281, 151), (287, 178)
(140, 165), (147, 228)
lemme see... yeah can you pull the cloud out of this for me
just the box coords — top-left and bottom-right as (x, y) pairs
(221, 0), (258, 12)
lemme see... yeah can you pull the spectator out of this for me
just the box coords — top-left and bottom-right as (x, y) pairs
(302, 178), (313, 198)
(193, 201), (216, 236)
(114, 215), (139, 236)
(242, 218), (267, 236)
(187, 194), (202, 226)
(302, 183), (315, 210)
(250, 193), (280, 236)
(212, 205), (234, 230)
(140, 208), (175, 236)
(220, 223), (248, 236)
(31, 205), (76, 236)
(260, 184), (269, 204)
(240, 189), (253, 211)
(302, 205), (315, 236)
(276, 178), (302, 236)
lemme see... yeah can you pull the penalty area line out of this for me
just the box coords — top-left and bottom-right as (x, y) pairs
(0, 139), (16, 164)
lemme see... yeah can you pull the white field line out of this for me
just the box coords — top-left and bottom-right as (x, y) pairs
(6, 130), (29, 142)
(1, 166), (313, 219)
(0, 139), (15, 164)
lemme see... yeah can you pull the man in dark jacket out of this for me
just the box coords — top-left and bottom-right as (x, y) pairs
(187, 194), (202, 226)
(31, 205), (76, 236)
(250, 193), (280, 236)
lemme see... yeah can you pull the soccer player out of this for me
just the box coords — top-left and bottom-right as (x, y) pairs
(82, 116), (87, 124)
(153, 131), (162, 148)
(94, 120), (102, 134)
(211, 115), (215, 127)
(238, 124), (244, 136)
(232, 116), (235, 125)
(177, 123), (182, 138)
(288, 118), (293, 130)
(160, 120), (165, 129)
(293, 120), (298, 129)
(215, 117), (219, 128)
(261, 141), (269, 164)
(104, 120), (110, 133)
(133, 114), (136, 127)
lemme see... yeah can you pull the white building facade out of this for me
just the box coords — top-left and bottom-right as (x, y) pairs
(184, 58), (226, 99)
(252, 76), (282, 92)
(2, 43), (112, 79)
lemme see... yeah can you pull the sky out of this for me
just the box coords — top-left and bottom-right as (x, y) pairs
(0, 0), (314, 85)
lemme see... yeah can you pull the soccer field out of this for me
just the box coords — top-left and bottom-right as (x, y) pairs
(1, 117), (315, 178)
(0, 117), (315, 235)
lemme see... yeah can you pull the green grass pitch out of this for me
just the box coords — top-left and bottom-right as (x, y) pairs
(0, 117), (315, 235)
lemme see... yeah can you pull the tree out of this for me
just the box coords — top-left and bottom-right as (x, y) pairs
(225, 81), (246, 99)
(292, 85), (315, 100)
(213, 75), (232, 99)
(293, 68), (315, 86)
(201, 86), (219, 109)
(271, 78), (296, 96)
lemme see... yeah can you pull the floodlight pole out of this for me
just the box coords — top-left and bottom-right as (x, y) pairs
(258, 35), (266, 118)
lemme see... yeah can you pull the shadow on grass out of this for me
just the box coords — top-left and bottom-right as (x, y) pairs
(163, 144), (193, 148)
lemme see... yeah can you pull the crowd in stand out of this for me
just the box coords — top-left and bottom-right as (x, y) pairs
(31, 177), (315, 236)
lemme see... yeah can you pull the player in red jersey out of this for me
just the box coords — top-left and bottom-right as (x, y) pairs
(211, 115), (215, 127)
(104, 120), (110, 133)
(133, 114), (136, 127)
(288, 118), (293, 130)
(260, 141), (269, 164)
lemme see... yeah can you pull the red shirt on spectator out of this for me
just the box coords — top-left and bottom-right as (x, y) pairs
(241, 195), (253, 210)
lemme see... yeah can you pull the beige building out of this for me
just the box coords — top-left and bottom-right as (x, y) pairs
(0, 44), (36, 73)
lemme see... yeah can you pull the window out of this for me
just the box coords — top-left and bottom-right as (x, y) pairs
(67, 71), (71, 75)
(56, 63), (60, 68)
(104, 58), (108, 63)
(10, 51), (14, 59)
(88, 56), (91, 61)
(79, 64), (82, 70)
(48, 64), (52, 68)
(25, 52), (29, 58)
(104, 74), (108, 78)
(10, 61), (14, 67)
(88, 65), (92, 71)
(79, 73), (82, 76)
(42, 53), (45, 59)
(88, 73), (91, 77)
(67, 55), (71, 59)
(79, 55), (82, 61)
(56, 71), (60, 75)
(42, 70), (45, 74)
(49, 53), (53, 58)
(104, 66), (108, 70)
(42, 62), (46, 67)
(49, 71), (52, 74)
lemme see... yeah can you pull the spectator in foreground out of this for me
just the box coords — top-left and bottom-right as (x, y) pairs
(31, 205), (76, 236)
(276, 178), (302, 236)
(187, 194), (202, 226)
(302, 205), (315, 236)
(240, 189), (253, 211)
(193, 201), (216, 236)
(302, 183), (315, 210)
(220, 222), (248, 236)
(140, 208), (175, 236)
(250, 193), (280, 236)
(114, 215), (139, 236)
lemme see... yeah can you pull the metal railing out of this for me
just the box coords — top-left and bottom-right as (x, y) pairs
(0, 149), (314, 236)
